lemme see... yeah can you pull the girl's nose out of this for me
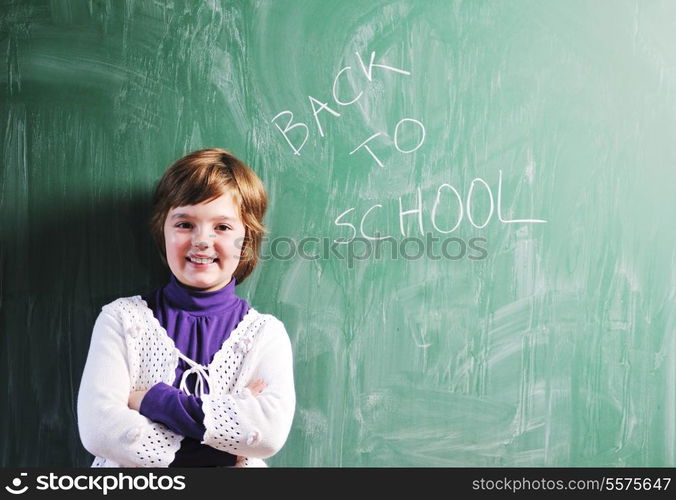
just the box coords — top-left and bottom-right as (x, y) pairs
(191, 225), (213, 251)
(193, 239), (209, 251)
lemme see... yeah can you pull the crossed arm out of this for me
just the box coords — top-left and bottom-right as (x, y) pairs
(78, 307), (295, 466)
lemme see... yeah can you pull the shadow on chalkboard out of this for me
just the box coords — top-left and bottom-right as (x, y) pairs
(21, 190), (169, 306)
(0, 190), (172, 466)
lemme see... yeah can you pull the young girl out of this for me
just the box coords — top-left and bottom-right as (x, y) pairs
(77, 149), (295, 467)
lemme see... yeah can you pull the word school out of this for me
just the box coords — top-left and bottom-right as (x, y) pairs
(334, 170), (547, 244)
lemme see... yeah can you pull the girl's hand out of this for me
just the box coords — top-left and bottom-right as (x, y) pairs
(128, 390), (147, 411)
(246, 379), (267, 396)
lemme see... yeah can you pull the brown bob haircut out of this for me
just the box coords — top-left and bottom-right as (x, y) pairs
(149, 148), (268, 285)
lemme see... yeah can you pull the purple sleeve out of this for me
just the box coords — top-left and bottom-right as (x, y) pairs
(139, 382), (206, 441)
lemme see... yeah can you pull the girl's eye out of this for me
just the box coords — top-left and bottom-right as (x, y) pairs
(176, 222), (192, 229)
(216, 224), (231, 231)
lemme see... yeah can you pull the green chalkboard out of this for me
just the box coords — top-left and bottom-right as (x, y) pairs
(2, 0), (676, 467)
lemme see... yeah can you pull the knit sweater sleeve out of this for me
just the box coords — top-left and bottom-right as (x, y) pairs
(77, 306), (183, 466)
(201, 316), (295, 459)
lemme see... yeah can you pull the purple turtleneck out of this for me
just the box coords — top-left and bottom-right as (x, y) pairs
(139, 273), (249, 467)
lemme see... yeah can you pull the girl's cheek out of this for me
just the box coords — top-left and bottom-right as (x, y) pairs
(218, 239), (241, 256)
(171, 231), (190, 245)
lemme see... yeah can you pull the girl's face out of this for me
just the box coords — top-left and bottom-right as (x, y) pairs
(163, 192), (246, 292)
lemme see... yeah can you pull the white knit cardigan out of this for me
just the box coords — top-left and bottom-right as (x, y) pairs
(77, 296), (295, 467)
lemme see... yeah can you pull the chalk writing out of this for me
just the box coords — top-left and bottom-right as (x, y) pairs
(334, 171), (547, 244)
(271, 51), (411, 156)
(271, 49), (547, 241)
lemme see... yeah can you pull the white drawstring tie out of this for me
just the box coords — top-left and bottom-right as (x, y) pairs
(177, 351), (211, 398)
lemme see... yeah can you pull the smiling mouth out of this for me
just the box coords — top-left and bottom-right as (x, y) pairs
(186, 256), (219, 264)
